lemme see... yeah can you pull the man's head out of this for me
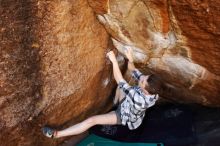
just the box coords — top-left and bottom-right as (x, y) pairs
(139, 74), (163, 94)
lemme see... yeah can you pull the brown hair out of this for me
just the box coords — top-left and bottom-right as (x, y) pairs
(145, 74), (164, 94)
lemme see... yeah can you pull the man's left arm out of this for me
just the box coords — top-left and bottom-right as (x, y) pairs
(107, 51), (125, 84)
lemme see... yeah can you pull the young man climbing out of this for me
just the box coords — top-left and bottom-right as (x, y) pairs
(42, 48), (163, 138)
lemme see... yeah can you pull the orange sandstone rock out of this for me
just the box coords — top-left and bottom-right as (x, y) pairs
(0, 0), (220, 146)
(91, 0), (220, 106)
(0, 0), (113, 145)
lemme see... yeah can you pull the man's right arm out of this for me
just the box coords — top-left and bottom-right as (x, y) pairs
(125, 48), (143, 81)
(125, 47), (136, 72)
(128, 61), (136, 72)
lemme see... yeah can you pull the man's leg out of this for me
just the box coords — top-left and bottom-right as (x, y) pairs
(56, 111), (118, 138)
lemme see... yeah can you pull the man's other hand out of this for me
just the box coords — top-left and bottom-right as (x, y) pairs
(107, 51), (117, 63)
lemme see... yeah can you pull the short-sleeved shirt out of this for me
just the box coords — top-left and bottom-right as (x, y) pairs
(117, 69), (159, 130)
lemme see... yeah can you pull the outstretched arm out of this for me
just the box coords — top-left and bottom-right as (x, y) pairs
(125, 47), (144, 81)
(124, 47), (136, 72)
(107, 51), (124, 84)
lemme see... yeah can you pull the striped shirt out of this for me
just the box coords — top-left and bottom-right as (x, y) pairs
(118, 69), (159, 130)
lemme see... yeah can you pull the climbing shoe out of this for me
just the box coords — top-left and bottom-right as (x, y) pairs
(42, 126), (57, 138)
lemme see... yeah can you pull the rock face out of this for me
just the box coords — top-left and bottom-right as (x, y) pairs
(0, 0), (114, 146)
(89, 0), (220, 106)
(0, 0), (220, 146)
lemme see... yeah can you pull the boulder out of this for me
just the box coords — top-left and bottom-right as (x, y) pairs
(88, 0), (220, 106)
(0, 0), (114, 145)
(0, 0), (220, 146)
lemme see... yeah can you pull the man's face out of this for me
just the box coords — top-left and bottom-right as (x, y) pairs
(138, 75), (149, 89)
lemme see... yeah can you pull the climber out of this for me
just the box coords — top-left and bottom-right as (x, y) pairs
(42, 48), (163, 138)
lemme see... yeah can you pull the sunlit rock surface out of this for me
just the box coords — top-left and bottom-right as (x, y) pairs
(0, 0), (114, 146)
(0, 0), (220, 146)
(89, 0), (220, 106)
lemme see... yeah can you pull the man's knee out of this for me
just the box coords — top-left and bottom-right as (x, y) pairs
(86, 116), (97, 125)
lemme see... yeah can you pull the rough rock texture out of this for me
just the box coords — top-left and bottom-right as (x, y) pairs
(88, 0), (220, 106)
(0, 0), (115, 146)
